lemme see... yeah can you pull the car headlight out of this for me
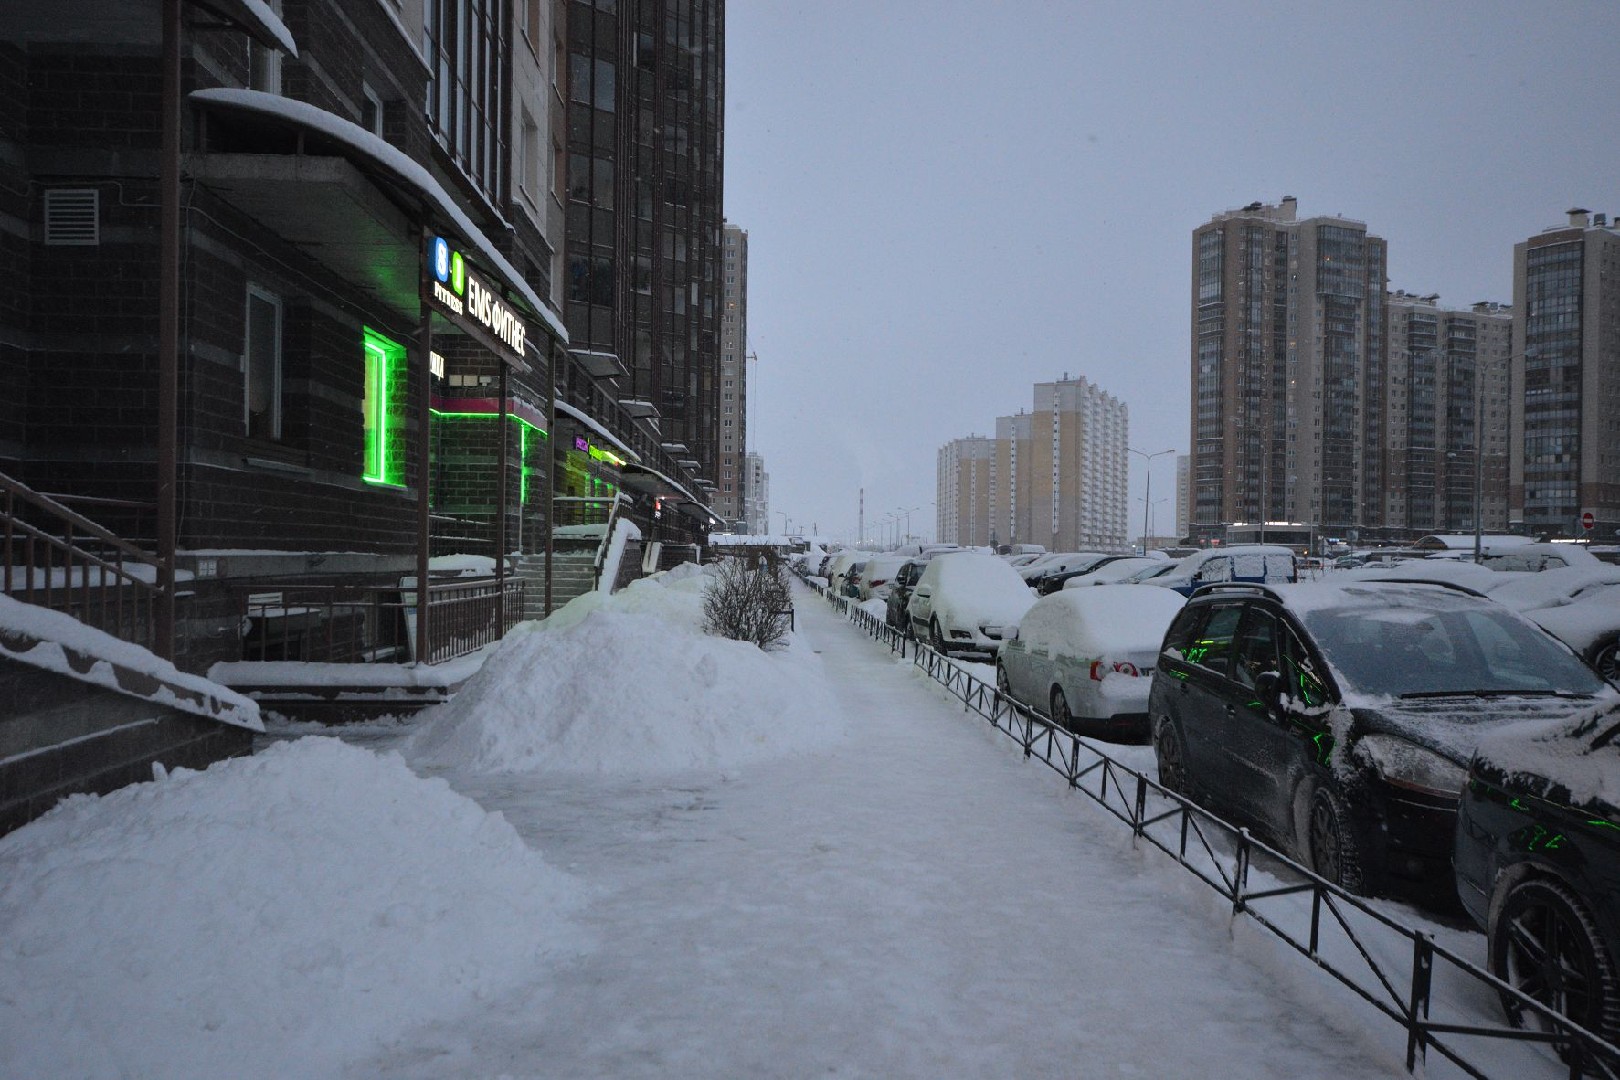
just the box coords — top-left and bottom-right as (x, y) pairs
(1357, 735), (1466, 797)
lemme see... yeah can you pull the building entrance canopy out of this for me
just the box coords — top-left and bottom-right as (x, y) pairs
(188, 88), (565, 359)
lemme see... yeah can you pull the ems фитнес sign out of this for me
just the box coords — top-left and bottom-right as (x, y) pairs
(424, 235), (530, 368)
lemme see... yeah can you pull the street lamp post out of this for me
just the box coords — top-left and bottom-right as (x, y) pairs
(1129, 448), (1175, 555)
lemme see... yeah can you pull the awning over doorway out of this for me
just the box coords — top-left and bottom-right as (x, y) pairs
(188, 88), (566, 345)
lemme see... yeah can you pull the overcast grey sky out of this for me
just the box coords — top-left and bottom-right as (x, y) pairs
(722, 1), (1620, 543)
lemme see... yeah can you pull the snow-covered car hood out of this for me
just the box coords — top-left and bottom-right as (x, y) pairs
(1345, 687), (1620, 767)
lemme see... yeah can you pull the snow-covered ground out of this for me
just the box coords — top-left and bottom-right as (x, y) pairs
(0, 568), (1562, 1078)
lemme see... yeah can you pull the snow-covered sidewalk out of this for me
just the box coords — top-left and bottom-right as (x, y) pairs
(351, 585), (1412, 1078)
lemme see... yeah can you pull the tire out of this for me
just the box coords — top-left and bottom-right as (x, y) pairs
(1491, 877), (1620, 1052)
(930, 619), (947, 654)
(1590, 638), (1619, 684)
(1306, 784), (1365, 894)
(995, 662), (1012, 697)
(1050, 686), (1075, 733)
(1154, 720), (1190, 797)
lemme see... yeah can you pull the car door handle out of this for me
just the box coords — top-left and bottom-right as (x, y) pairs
(1224, 704), (1236, 717)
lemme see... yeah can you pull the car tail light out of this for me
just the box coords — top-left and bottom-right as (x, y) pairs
(869, 578), (888, 588)
(1089, 660), (1141, 681)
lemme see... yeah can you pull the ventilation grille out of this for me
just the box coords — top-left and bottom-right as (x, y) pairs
(44, 188), (100, 246)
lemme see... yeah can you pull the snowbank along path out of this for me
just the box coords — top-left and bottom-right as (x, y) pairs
(359, 582), (1413, 1078)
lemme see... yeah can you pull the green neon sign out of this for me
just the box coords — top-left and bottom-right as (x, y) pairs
(362, 328), (405, 486)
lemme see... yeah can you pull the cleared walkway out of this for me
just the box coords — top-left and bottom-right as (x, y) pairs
(352, 585), (1415, 1078)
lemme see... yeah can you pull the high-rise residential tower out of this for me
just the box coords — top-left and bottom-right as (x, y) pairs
(993, 412), (1034, 549)
(1029, 376), (1129, 552)
(563, 0), (726, 488)
(1511, 209), (1620, 539)
(743, 451), (768, 534)
(1384, 293), (1513, 534)
(1189, 197), (1388, 542)
(937, 437), (995, 546)
(717, 222), (748, 525)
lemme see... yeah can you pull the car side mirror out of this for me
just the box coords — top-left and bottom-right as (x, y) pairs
(1254, 670), (1283, 710)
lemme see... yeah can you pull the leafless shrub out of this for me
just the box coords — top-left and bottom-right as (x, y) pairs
(703, 554), (793, 650)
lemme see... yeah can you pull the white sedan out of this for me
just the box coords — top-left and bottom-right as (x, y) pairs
(995, 585), (1187, 743)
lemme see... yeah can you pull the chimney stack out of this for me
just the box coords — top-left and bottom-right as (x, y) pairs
(1567, 207), (1590, 228)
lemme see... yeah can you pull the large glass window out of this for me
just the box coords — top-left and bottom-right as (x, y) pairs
(423, 0), (506, 206)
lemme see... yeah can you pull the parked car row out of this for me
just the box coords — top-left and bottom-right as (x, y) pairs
(800, 541), (1620, 1046)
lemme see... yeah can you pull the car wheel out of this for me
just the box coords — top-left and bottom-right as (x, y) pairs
(995, 662), (1012, 697)
(1590, 638), (1619, 684)
(1154, 720), (1190, 796)
(1050, 686), (1075, 733)
(1306, 784), (1365, 894)
(1491, 877), (1620, 1051)
(930, 619), (947, 653)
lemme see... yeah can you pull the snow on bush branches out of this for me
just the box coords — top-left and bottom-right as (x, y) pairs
(703, 555), (793, 650)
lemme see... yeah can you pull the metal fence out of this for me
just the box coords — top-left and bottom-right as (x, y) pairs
(817, 583), (1620, 1080)
(240, 578), (526, 665)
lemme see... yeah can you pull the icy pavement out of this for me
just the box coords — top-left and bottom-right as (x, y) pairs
(351, 588), (1414, 1078)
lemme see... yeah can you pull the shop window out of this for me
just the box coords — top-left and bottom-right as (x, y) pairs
(244, 285), (282, 440)
(362, 328), (406, 485)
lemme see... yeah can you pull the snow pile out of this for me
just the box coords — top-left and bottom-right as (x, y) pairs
(408, 567), (847, 774)
(0, 738), (588, 1080)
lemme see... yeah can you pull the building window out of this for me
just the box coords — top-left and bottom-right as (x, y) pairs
(362, 328), (406, 485)
(244, 286), (283, 441)
(424, 0), (507, 206)
(518, 108), (540, 206)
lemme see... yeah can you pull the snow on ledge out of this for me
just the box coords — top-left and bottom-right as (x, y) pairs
(188, 88), (566, 344)
(0, 596), (262, 732)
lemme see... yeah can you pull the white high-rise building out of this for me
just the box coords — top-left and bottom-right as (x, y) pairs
(743, 452), (769, 534)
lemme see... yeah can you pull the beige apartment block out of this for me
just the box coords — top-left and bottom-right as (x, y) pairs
(993, 412), (1034, 549)
(937, 437), (995, 546)
(1028, 376), (1129, 553)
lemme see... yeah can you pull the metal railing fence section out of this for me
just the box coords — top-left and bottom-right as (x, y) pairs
(802, 574), (1620, 1080)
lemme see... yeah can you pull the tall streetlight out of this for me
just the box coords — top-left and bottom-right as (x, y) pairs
(1129, 448), (1175, 555)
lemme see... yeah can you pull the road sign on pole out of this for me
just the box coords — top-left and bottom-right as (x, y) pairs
(1582, 511), (1595, 531)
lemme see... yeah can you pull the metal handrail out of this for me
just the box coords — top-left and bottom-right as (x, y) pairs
(1, 468), (161, 648)
(814, 577), (1620, 1080)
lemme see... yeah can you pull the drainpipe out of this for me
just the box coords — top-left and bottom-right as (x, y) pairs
(156, 0), (181, 660)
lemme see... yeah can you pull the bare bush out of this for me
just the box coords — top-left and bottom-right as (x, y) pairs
(703, 555), (793, 650)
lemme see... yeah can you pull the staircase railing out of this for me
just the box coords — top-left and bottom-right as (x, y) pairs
(0, 469), (162, 649)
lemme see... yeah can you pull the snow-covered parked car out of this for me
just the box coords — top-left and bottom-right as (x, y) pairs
(856, 553), (912, 601)
(1149, 579), (1619, 905)
(997, 585), (1187, 742)
(908, 551), (1036, 658)
(1453, 702), (1620, 1049)
(1485, 565), (1620, 684)
(1476, 542), (1604, 573)
(1060, 556), (1163, 587)
(1145, 544), (1298, 596)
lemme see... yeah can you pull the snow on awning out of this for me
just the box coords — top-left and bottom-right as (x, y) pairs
(193, 0), (298, 56)
(570, 348), (627, 380)
(554, 399), (642, 465)
(188, 88), (566, 345)
(619, 399), (659, 418)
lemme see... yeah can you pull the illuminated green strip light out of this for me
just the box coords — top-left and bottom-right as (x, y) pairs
(362, 328), (405, 486)
(429, 410), (549, 505)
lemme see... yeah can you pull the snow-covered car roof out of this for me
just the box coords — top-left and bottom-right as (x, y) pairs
(1062, 556), (1161, 586)
(1019, 585), (1185, 656)
(921, 551), (1038, 624)
(1339, 559), (1505, 591)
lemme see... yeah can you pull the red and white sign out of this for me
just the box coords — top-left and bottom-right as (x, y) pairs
(1582, 511), (1596, 531)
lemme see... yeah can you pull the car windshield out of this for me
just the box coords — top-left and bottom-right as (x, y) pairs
(1299, 596), (1609, 699)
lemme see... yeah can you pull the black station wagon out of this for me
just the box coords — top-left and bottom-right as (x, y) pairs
(1148, 580), (1617, 905)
